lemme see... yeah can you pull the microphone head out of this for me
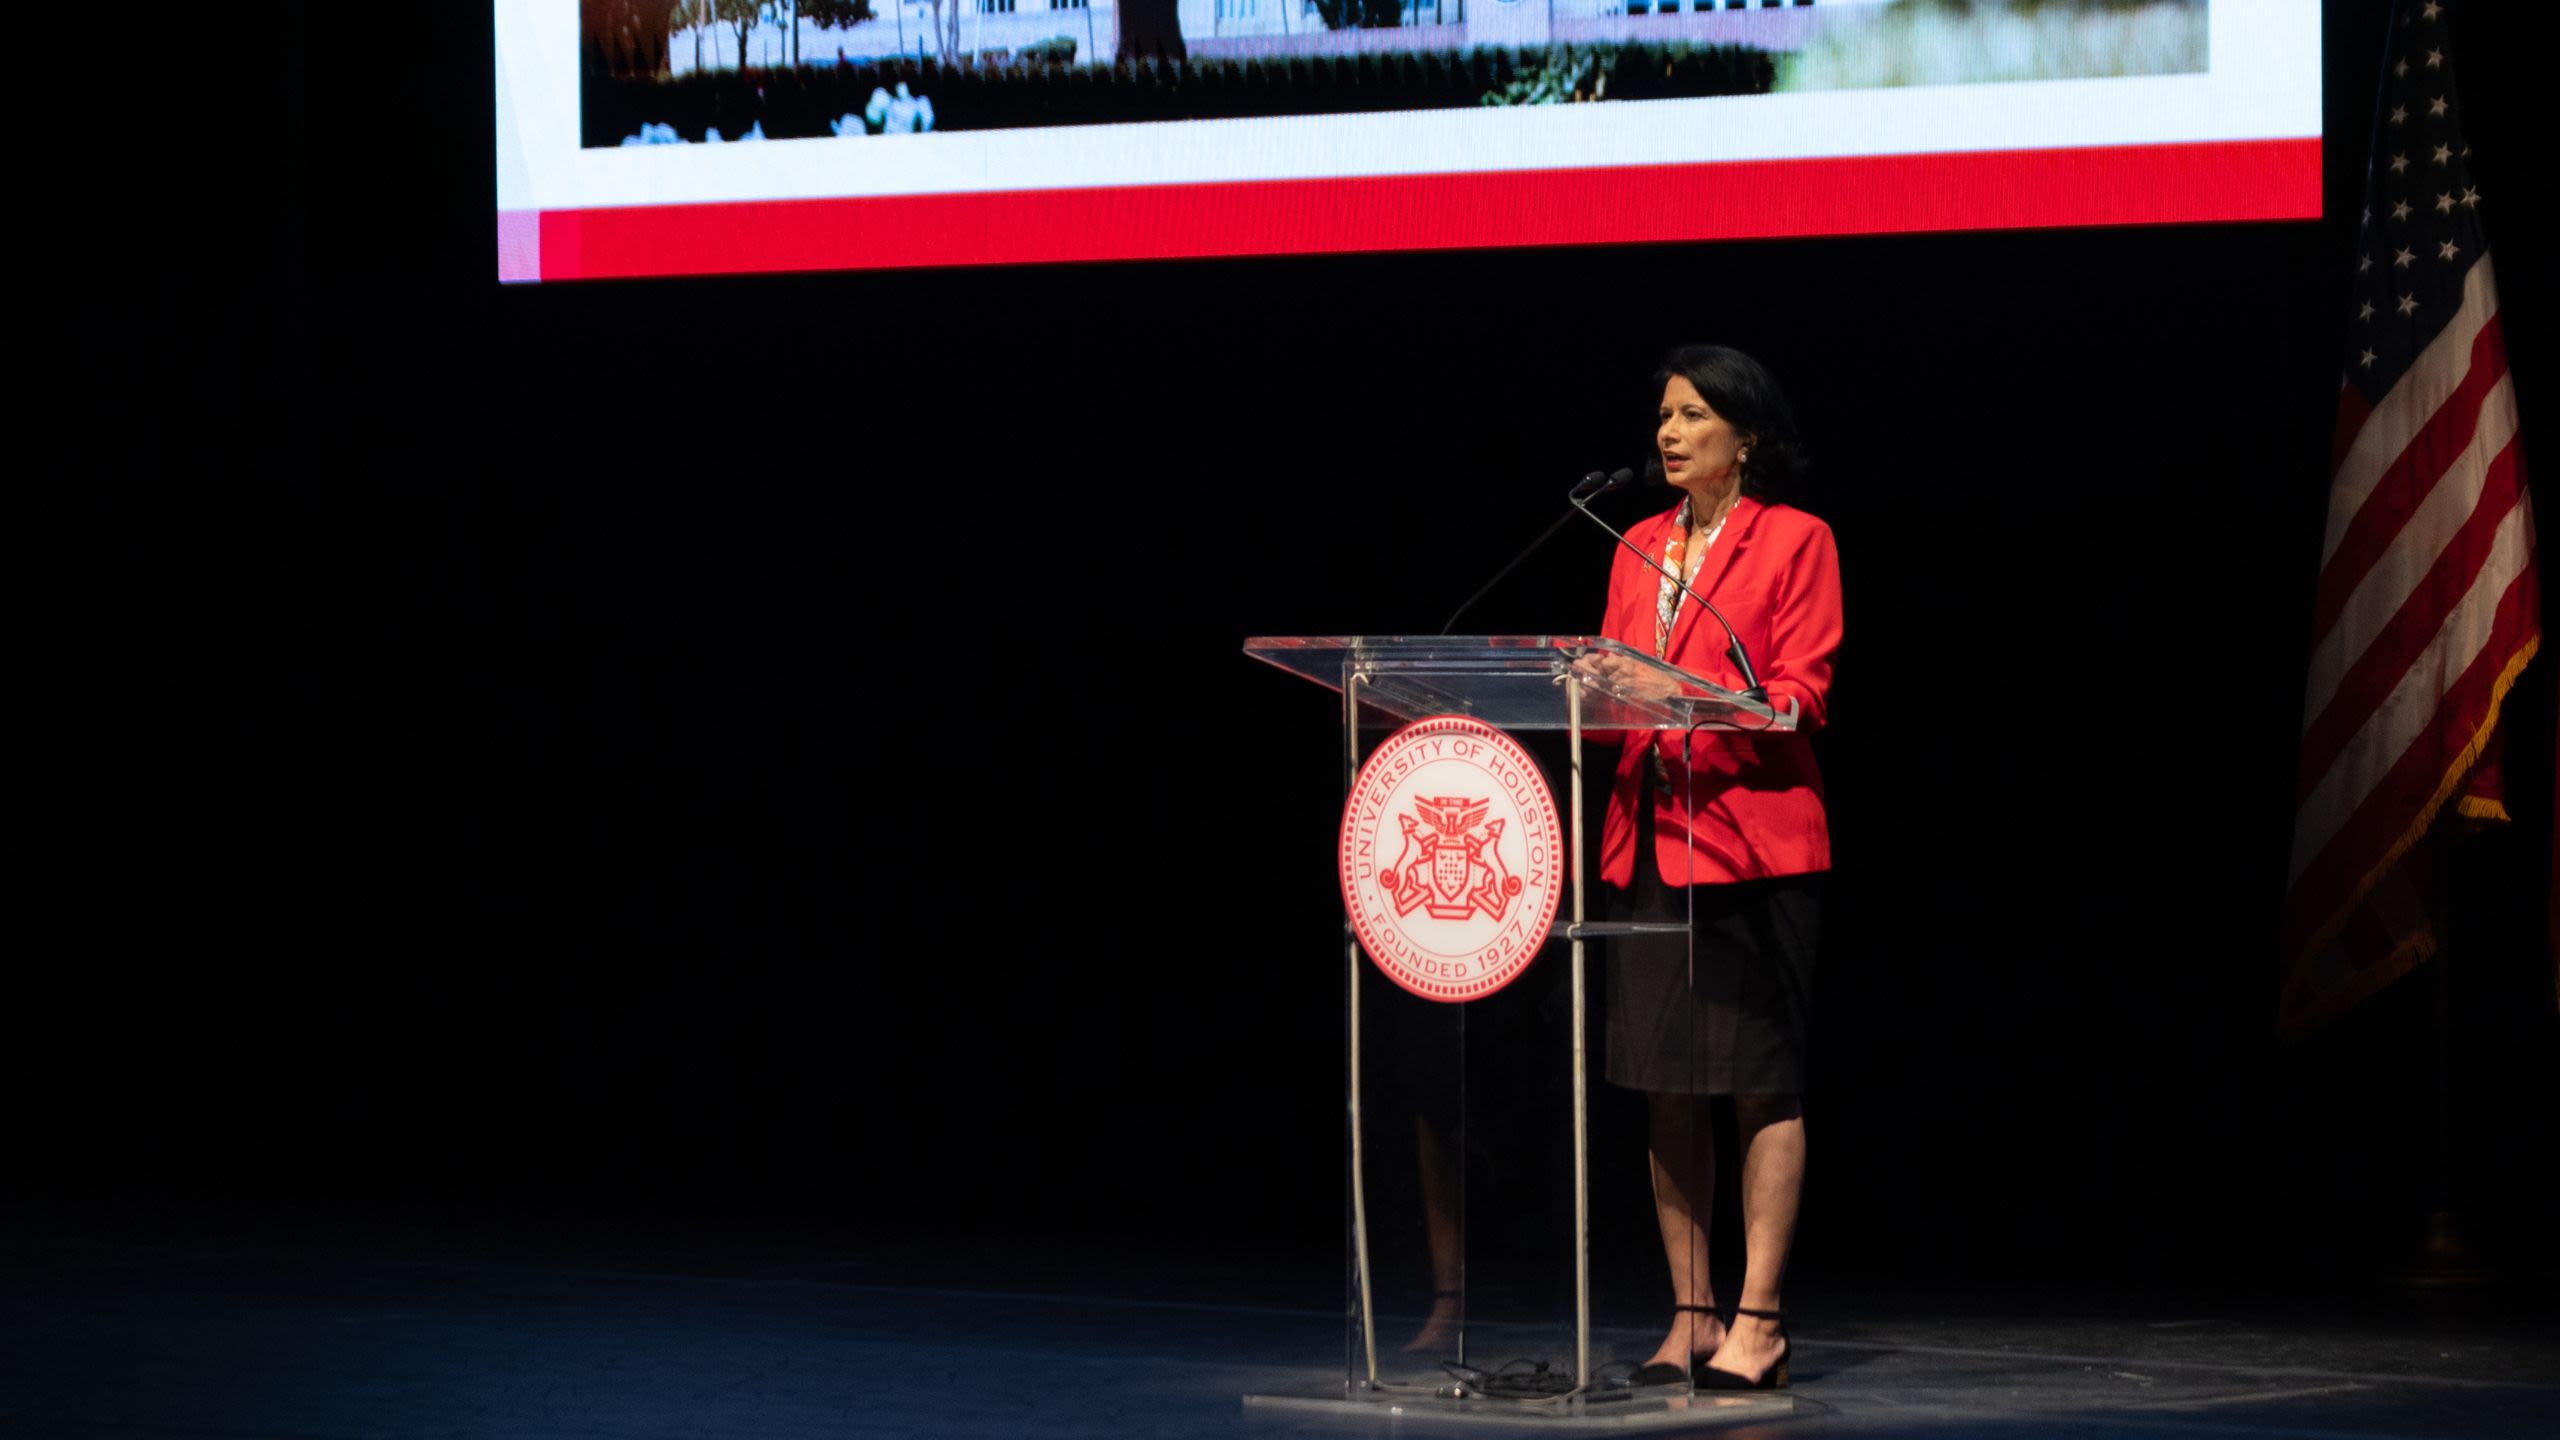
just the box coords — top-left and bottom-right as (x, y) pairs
(1573, 467), (1647, 503)
(1641, 457), (1666, 486)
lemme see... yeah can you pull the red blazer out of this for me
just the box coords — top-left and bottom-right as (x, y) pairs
(1597, 496), (1842, 888)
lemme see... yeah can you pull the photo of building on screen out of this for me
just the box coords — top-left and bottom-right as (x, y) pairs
(580, 0), (2206, 146)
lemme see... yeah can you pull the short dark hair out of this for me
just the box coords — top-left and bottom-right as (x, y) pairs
(1652, 345), (1806, 500)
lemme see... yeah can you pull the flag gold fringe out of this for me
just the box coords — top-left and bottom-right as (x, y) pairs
(2282, 634), (2540, 1038)
(2453, 795), (2513, 822)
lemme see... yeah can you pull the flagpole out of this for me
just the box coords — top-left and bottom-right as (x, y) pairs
(2405, 829), (2482, 1288)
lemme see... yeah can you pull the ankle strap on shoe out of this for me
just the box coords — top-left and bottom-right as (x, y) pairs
(1730, 1306), (1784, 1320)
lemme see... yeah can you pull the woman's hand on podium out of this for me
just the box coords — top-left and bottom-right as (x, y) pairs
(1573, 651), (1684, 704)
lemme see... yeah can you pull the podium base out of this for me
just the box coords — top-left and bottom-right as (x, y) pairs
(1242, 1385), (1793, 1429)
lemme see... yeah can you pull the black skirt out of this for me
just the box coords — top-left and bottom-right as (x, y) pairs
(1605, 790), (1822, 1096)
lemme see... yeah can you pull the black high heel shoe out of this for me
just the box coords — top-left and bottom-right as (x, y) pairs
(1692, 1306), (1788, 1391)
(1630, 1304), (1719, 1386)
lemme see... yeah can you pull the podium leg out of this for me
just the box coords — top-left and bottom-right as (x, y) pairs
(1343, 671), (1380, 1389)
(1569, 674), (1591, 1388)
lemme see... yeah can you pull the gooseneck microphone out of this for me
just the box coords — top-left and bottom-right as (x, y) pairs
(1437, 471), (1617, 636)
(1568, 469), (1770, 705)
(1570, 468), (1637, 504)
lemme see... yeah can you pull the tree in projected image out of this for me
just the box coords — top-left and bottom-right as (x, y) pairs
(1117, 0), (1186, 61)
(1313, 0), (1405, 30)
(584, 0), (674, 77)
(801, 0), (881, 36)
(714, 0), (764, 68)
(927, 0), (962, 60)
(798, 0), (886, 66)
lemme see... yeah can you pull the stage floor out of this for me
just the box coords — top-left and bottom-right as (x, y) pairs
(5, 1219), (2553, 1439)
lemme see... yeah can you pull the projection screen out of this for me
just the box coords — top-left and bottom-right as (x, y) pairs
(499, 0), (2318, 281)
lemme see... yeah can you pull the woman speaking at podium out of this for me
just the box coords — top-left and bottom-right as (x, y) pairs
(1585, 345), (1841, 1392)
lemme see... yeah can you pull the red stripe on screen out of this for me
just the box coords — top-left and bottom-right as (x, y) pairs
(2296, 449), (2527, 794)
(528, 137), (2319, 280)
(2308, 317), (2510, 649)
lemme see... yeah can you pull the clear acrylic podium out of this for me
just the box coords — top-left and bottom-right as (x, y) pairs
(1240, 636), (1798, 1427)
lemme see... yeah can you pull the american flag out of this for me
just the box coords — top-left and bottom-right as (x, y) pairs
(2282, 0), (2539, 1035)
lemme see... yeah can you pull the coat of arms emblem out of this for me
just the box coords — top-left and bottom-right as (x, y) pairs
(1381, 797), (1522, 922)
(1338, 715), (1564, 1003)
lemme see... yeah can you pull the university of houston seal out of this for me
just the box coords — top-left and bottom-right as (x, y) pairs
(1338, 714), (1564, 1002)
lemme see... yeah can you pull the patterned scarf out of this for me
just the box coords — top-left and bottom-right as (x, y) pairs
(1649, 494), (1732, 796)
(1651, 495), (1733, 659)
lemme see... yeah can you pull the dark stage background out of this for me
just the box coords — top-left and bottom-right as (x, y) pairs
(37, 0), (2555, 1301)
